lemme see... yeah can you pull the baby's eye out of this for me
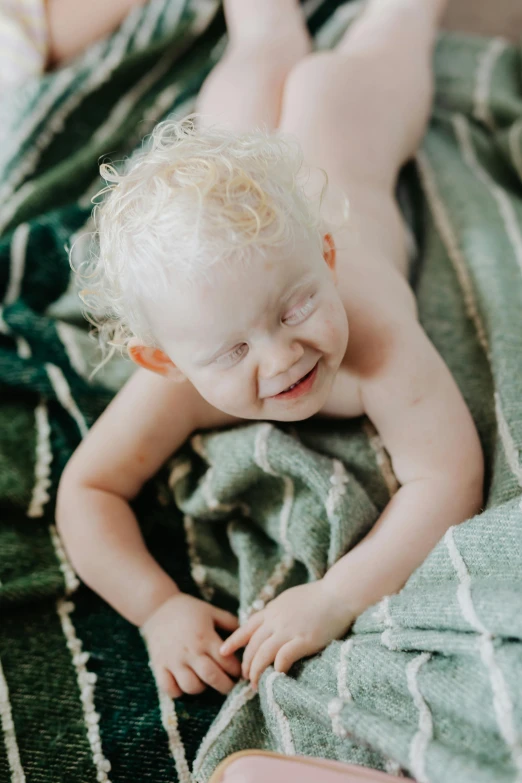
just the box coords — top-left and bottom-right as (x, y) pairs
(283, 295), (316, 326)
(216, 343), (248, 365)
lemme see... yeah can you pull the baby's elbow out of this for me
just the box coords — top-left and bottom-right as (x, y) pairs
(55, 474), (72, 538)
(455, 441), (485, 520)
(470, 453), (485, 510)
(428, 438), (484, 524)
(55, 462), (84, 536)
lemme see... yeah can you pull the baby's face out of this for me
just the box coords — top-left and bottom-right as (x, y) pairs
(146, 238), (348, 421)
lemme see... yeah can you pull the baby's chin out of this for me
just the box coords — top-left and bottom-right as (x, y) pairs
(264, 387), (328, 421)
(263, 405), (324, 423)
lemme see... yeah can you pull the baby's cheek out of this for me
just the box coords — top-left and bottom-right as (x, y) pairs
(199, 375), (246, 414)
(322, 317), (337, 340)
(200, 378), (227, 406)
(318, 310), (345, 348)
(329, 301), (349, 345)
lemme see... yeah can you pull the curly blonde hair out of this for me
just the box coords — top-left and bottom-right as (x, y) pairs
(75, 116), (347, 367)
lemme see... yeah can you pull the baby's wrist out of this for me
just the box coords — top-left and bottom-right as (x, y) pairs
(135, 579), (181, 628)
(320, 572), (363, 624)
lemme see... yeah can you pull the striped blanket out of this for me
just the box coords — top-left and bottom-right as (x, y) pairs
(1, 2), (522, 781)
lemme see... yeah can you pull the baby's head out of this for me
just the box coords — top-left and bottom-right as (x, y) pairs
(83, 118), (349, 421)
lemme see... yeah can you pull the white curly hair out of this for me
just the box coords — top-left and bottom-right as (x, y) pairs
(75, 115), (348, 366)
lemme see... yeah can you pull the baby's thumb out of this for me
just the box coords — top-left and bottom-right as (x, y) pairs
(212, 606), (238, 632)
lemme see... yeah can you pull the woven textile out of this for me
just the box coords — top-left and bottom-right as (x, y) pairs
(1, 2), (522, 781)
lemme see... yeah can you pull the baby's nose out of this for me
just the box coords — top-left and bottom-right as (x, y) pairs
(260, 339), (304, 380)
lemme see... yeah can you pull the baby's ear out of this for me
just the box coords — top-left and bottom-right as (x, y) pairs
(127, 340), (186, 382)
(323, 232), (336, 274)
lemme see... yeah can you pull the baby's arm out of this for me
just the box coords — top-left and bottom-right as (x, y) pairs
(322, 320), (484, 612)
(56, 368), (242, 697)
(222, 318), (484, 687)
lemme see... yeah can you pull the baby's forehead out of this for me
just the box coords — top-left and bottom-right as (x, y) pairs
(172, 244), (316, 300)
(145, 248), (321, 347)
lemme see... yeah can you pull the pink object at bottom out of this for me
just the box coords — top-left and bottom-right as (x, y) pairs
(209, 751), (410, 783)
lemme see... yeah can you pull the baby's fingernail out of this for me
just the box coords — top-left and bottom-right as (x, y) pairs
(220, 644), (227, 654)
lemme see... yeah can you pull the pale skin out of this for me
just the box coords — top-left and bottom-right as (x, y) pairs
(44, 0), (148, 68)
(56, 0), (484, 698)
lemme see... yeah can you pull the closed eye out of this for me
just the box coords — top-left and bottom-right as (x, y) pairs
(283, 295), (316, 326)
(215, 343), (248, 365)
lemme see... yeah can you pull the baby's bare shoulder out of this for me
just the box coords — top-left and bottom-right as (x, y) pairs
(320, 302), (417, 419)
(322, 311), (481, 488)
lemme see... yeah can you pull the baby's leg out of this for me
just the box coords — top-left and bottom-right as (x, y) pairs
(196, 0), (311, 132)
(279, 0), (448, 191)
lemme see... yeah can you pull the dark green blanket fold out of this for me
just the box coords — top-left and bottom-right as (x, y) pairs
(1, 2), (522, 781)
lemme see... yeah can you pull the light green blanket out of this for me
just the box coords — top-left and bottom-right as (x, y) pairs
(1, 2), (521, 782)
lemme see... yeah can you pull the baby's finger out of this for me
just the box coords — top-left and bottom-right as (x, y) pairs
(212, 606), (239, 632)
(220, 613), (262, 656)
(175, 665), (206, 696)
(156, 667), (182, 699)
(193, 655), (235, 695)
(249, 637), (281, 690)
(241, 626), (273, 680)
(274, 638), (308, 675)
(210, 638), (242, 679)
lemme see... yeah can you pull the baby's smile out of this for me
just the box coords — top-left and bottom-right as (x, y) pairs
(144, 237), (348, 421)
(267, 360), (319, 399)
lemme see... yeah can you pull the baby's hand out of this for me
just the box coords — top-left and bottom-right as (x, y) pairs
(220, 581), (354, 690)
(141, 593), (241, 698)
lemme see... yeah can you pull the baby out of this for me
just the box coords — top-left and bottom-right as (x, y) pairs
(57, 0), (484, 700)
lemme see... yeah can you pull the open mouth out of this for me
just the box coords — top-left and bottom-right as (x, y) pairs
(273, 363), (319, 400)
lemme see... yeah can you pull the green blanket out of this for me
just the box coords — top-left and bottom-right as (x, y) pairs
(1, 2), (522, 781)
